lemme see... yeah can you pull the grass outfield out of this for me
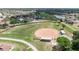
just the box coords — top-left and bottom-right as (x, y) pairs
(0, 21), (54, 41)
(0, 21), (77, 51)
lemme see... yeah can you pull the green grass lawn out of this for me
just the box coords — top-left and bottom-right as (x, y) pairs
(0, 22), (53, 41)
(0, 21), (77, 51)
(0, 40), (33, 51)
(61, 22), (77, 33)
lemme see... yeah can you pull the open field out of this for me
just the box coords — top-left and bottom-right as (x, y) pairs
(0, 21), (77, 51)
(0, 39), (33, 51)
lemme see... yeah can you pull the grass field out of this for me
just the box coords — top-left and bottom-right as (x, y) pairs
(0, 40), (33, 51)
(0, 21), (77, 51)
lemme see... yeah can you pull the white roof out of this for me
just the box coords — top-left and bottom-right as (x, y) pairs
(60, 30), (65, 34)
(19, 18), (24, 21)
(40, 37), (53, 40)
(0, 13), (3, 16)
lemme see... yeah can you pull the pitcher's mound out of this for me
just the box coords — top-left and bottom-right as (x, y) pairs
(34, 28), (59, 40)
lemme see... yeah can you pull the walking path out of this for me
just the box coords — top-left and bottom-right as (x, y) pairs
(0, 37), (38, 51)
(60, 35), (73, 41)
(62, 22), (76, 31)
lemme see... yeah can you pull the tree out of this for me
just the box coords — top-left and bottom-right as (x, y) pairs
(46, 15), (58, 21)
(38, 12), (58, 21)
(77, 16), (79, 20)
(72, 39), (79, 50)
(62, 24), (66, 29)
(72, 31), (79, 50)
(57, 37), (71, 51)
(73, 31), (79, 40)
(22, 19), (28, 24)
(10, 17), (17, 24)
(0, 23), (8, 29)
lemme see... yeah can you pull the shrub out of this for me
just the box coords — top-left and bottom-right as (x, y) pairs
(57, 37), (71, 51)
(73, 31), (79, 40)
(72, 39), (79, 50)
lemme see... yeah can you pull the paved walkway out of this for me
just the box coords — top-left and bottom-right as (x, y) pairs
(62, 22), (76, 31)
(0, 37), (38, 51)
(60, 35), (73, 41)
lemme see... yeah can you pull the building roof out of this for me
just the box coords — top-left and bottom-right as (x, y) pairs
(0, 18), (6, 24)
(0, 13), (3, 17)
(34, 28), (59, 40)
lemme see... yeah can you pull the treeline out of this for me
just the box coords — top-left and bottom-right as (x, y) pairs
(1, 8), (79, 14)
(36, 8), (79, 14)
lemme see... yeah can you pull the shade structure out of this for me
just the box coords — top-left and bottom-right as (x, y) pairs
(34, 28), (59, 40)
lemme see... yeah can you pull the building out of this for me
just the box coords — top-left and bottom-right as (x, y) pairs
(66, 13), (79, 25)
(0, 18), (6, 25)
(0, 13), (6, 25)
